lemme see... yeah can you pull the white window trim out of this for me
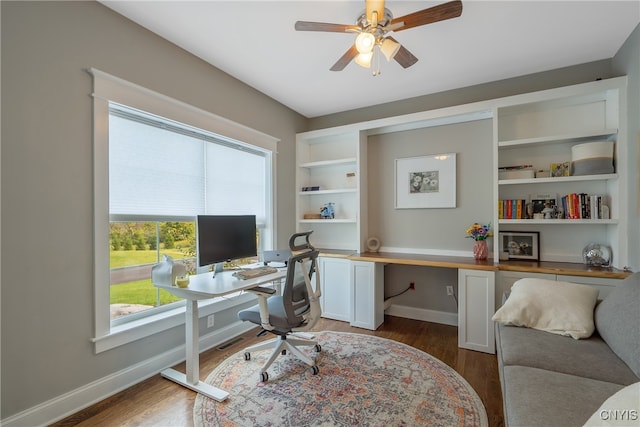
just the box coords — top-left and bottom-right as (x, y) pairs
(89, 68), (279, 353)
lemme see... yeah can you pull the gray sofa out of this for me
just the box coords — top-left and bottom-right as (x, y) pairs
(495, 272), (640, 427)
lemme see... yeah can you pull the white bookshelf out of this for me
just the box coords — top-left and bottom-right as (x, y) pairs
(493, 77), (627, 267)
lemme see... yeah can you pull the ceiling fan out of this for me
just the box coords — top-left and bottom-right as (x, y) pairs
(294, 0), (463, 74)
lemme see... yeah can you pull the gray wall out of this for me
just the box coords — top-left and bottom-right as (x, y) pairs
(1, 1), (305, 418)
(368, 119), (493, 308)
(367, 120), (494, 253)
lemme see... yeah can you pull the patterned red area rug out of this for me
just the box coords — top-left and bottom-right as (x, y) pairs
(194, 331), (488, 426)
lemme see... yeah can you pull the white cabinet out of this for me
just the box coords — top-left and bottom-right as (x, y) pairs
(296, 130), (368, 251)
(351, 261), (384, 330)
(318, 257), (384, 330)
(494, 77), (628, 268)
(458, 269), (495, 354)
(318, 257), (351, 322)
(496, 270), (624, 303)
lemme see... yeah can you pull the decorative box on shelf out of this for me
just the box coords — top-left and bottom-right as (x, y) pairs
(498, 165), (535, 180)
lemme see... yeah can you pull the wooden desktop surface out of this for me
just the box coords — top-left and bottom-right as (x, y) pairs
(320, 250), (631, 279)
(351, 251), (497, 271)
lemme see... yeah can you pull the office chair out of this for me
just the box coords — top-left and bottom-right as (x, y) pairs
(238, 231), (322, 382)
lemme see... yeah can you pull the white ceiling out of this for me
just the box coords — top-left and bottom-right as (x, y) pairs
(101, 1), (639, 118)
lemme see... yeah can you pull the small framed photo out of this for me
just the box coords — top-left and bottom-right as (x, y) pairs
(499, 231), (540, 261)
(550, 162), (570, 177)
(529, 193), (557, 218)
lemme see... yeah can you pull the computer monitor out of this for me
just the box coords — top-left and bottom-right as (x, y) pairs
(196, 215), (257, 272)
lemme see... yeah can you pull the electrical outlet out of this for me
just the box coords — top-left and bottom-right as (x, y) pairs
(409, 282), (415, 290)
(446, 285), (454, 296)
(207, 314), (215, 328)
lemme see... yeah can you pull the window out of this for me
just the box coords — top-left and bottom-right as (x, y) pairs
(90, 69), (278, 352)
(108, 105), (268, 323)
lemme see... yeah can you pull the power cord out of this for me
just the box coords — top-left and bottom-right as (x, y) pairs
(384, 285), (412, 301)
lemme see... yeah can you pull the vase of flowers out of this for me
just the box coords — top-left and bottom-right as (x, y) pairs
(466, 223), (492, 260)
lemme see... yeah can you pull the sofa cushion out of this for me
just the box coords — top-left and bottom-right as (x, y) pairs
(502, 366), (624, 427)
(595, 273), (640, 378)
(496, 323), (638, 385)
(583, 381), (640, 426)
(492, 278), (599, 339)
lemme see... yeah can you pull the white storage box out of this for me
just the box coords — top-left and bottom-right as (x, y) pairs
(498, 169), (535, 180)
(571, 141), (614, 176)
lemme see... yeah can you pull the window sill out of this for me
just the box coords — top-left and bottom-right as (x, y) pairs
(92, 291), (255, 353)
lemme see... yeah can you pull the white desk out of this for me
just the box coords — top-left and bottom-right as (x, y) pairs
(154, 268), (287, 401)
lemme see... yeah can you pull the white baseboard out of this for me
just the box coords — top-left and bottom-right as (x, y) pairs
(1, 321), (255, 427)
(385, 304), (458, 326)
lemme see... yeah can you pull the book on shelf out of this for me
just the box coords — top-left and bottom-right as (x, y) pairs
(498, 199), (527, 219)
(558, 193), (609, 219)
(499, 193), (609, 220)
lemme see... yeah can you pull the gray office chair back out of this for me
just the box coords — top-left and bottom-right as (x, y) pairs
(280, 243), (320, 331)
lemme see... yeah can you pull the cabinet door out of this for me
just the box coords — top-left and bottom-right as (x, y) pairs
(319, 257), (351, 322)
(458, 269), (495, 354)
(351, 261), (384, 330)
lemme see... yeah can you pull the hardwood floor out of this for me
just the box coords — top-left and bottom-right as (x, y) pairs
(51, 316), (504, 427)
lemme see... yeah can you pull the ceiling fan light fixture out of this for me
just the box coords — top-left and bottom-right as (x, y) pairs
(380, 38), (400, 62)
(355, 51), (373, 68)
(355, 31), (375, 54)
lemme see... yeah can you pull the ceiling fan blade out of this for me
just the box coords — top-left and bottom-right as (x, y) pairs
(386, 37), (418, 68)
(366, 0), (385, 24)
(390, 0), (462, 32)
(330, 45), (359, 71)
(295, 21), (359, 33)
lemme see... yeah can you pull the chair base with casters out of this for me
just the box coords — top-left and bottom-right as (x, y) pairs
(238, 231), (322, 382)
(242, 333), (321, 382)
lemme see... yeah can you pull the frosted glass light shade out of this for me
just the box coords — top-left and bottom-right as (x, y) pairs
(355, 32), (375, 54)
(355, 52), (373, 68)
(380, 38), (400, 61)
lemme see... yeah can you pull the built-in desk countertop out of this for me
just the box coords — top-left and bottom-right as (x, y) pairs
(497, 260), (631, 279)
(349, 252), (497, 272)
(319, 250), (631, 278)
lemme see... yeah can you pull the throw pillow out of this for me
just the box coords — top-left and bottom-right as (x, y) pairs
(492, 278), (599, 339)
(583, 382), (639, 426)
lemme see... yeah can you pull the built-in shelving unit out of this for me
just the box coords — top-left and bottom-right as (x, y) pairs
(494, 77), (628, 267)
(295, 130), (367, 251)
(296, 76), (629, 268)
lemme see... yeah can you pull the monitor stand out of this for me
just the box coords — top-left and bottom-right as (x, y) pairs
(211, 262), (224, 278)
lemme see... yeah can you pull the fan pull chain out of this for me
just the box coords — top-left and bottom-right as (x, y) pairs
(372, 46), (381, 76)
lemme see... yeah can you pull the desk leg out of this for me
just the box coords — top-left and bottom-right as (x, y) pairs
(160, 299), (230, 401)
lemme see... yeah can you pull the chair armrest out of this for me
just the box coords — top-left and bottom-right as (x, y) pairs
(245, 287), (276, 331)
(246, 286), (277, 296)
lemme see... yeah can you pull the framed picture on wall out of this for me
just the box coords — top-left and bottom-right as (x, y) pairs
(499, 231), (540, 261)
(395, 153), (457, 209)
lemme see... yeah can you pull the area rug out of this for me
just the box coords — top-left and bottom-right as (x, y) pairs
(194, 331), (488, 426)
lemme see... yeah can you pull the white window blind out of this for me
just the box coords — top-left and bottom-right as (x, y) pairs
(108, 103), (268, 218)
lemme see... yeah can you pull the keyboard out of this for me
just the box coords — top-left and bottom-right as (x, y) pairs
(233, 266), (279, 280)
